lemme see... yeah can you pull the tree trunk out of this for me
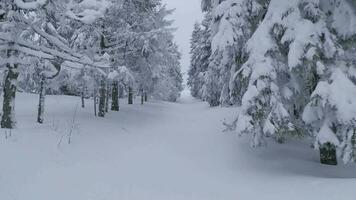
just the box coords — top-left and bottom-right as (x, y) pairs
(105, 83), (110, 112)
(144, 92), (147, 102)
(98, 78), (106, 117)
(128, 86), (133, 105)
(1, 50), (19, 129)
(111, 81), (119, 111)
(141, 90), (144, 105)
(81, 86), (85, 108)
(93, 86), (97, 116)
(320, 142), (338, 165)
(37, 76), (46, 124)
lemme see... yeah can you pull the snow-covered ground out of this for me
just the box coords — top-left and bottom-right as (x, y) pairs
(1, 91), (356, 200)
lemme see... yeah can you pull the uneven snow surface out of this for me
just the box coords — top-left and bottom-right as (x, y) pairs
(1, 91), (356, 200)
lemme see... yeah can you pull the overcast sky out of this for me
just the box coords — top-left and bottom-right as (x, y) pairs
(162, 0), (203, 81)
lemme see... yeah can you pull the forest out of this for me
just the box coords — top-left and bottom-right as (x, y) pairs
(0, 0), (183, 128)
(1, 0), (356, 200)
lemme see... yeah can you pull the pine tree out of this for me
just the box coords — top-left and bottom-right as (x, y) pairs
(302, 0), (356, 164)
(188, 13), (212, 100)
(188, 23), (203, 98)
(198, 0), (267, 106)
(226, 0), (331, 147)
(222, 0), (356, 165)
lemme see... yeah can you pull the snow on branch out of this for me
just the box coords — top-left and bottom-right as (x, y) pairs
(31, 24), (82, 58)
(14, 0), (48, 10)
(0, 57), (30, 66)
(66, 0), (112, 24)
(108, 66), (135, 85)
(0, 33), (111, 69)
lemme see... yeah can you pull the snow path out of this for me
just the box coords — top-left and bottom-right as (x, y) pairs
(1, 91), (356, 200)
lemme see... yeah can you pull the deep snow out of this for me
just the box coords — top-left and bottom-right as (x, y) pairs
(1, 90), (356, 200)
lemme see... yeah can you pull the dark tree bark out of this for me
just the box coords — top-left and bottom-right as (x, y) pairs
(98, 78), (106, 117)
(105, 83), (110, 112)
(93, 80), (98, 116)
(320, 142), (338, 165)
(81, 86), (85, 108)
(1, 49), (19, 129)
(111, 81), (119, 111)
(37, 76), (46, 124)
(144, 92), (147, 102)
(36, 59), (61, 124)
(141, 89), (144, 105)
(119, 84), (124, 98)
(93, 92), (97, 116)
(128, 86), (133, 105)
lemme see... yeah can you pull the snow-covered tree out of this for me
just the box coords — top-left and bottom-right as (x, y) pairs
(188, 23), (203, 98)
(0, 0), (49, 128)
(0, 0), (114, 126)
(202, 0), (267, 106)
(302, 0), (356, 165)
(104, 0), (182, 102)
(223, 0), (356, 165)
(108, 66), (135, 111)
(188, 13), (212, 100)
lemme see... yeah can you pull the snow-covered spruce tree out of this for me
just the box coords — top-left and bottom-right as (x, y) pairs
(188, 22), (203, 98)
(205, 0), (255, 106)
(197, 0), (267, 106)
(302, 0), (356, 165)
(152, 42), (183, 102)
(225, 0), (269, 105)
(226, 0), (356, 165)
(105, 0), (182, 102)
(188, 13), (212, 100)
(140, 2), (183, 102)
(227, 0), (331, 147)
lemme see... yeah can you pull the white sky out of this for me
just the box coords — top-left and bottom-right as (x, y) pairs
(162, 0), (203, 81)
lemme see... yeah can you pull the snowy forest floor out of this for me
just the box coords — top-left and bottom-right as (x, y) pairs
(1, 90), (356, 200)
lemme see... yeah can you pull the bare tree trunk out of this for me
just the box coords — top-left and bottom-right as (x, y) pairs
(144, 92), (147, 102)
(141, 89), (144, 105)
(1, 49), (19, 129)
(105, 82), (110, 112)
(81, 86), (85, 108)
(320, 142), (338, 165)
(37, 76), (46, 124)
(98, 78), (106, 117)
(111, 81), (119, 111)
(128, 86), (133, 105)
(94, 84), (97, 116)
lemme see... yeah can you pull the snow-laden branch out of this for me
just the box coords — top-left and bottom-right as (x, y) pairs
(31, 24), (82, 58)
(66, 0), (112, 24)
(0, 33), (110, 69)
(108, 66), (135, 85)
(14, 0), (48, 10)
(0, 57), (30, 66)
